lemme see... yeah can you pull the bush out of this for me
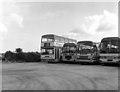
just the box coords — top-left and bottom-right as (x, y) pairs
(15, 52), (25, 61)
(25, 52), (40, 62)
(4, 51), (16, 62)
(3, 50), (41, 63)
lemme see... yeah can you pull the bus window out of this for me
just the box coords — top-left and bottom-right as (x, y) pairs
(68, 39), (71, 43)
(48, 38), (54, 42)
(44, 43), (50, 47)
(65, 39), (68, 43)
(59, 37), (62, 43)
(100, 40), (120, 53)
(69, 47), (76, 51)
(41, 49), (54, 55)
(69, 40), (72, 43)
(61, 38), (65, 43)
(73, 41), (77, 43)
(42, 38), (54, 42)
(55, 37), (59, 42)
(42, 38), (47, 42)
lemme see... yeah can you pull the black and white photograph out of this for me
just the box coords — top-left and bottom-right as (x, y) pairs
(0, 0), (119, 91)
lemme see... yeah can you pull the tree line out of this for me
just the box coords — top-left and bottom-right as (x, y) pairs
(2, 48), (41, 63)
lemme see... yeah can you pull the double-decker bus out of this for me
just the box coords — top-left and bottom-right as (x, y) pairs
(41, 34), (76, 63)
(60, 43), (77, 62)
(76, 41), (100, 64)
(99, 37), (120, 64)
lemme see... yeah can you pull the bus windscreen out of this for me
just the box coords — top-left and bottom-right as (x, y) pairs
(62, 43), (76, 53)
(41, 48), (54, 55)
(100, 40), (120, 53)
(62, 46), (76, 53)
(77, 45), (94, 53)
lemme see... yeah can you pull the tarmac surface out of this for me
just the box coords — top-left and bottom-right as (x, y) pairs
(2, 62), (119, 90)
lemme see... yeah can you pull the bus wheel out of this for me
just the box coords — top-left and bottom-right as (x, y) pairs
(59, 60), (63, 63)
(101, 63), (107, 66)
(47, 61), (51, 63)
(80, 62), (85, 65)
(94, 61), (100, 65)
(118, 61), (120, 67)
(59, 57), (63, 63)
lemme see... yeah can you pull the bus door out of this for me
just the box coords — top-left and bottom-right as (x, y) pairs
(55, 48), (59, 61)
(59, 48), (62, 59)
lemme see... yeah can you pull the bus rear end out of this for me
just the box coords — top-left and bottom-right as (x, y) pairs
(99, 37), (120, 64)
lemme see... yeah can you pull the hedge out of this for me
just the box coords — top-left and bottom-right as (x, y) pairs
(3, 51), (41, 63)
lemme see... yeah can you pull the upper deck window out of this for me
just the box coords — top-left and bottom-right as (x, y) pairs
(65, 39), (68, 43)
(48, 38), (53, 41)
(61, 38), (65, 43)
(42, 38), (47, 42)
(42, 38), (54, 42)
(55, 37), (59, 42)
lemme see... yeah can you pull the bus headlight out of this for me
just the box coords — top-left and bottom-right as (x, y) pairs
(88, 55), (92, 58)
(100, 56), (106, 58)
(113, 56), (120, 59)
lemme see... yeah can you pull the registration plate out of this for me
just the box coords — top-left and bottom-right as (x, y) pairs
(107, 59), (113, 61)
(107, 56), (113, 61)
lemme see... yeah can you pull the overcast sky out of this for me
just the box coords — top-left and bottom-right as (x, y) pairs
(0, 0), (118, 52)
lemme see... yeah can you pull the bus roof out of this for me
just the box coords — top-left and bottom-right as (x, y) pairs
(42, 34), (54, 39)
(101, 37), (120, 42)
(77, 41), (93, 46)
(63, 43), (76, 47)
(41, 34), (77, 41)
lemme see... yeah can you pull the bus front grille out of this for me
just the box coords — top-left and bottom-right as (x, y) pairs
(77, 56), (89, 59)
(65, 56), (72, 60)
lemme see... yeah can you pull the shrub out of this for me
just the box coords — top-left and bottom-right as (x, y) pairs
(3, 50), (41, 63)
(4, 51), (16, 62)
(24, 52), (40, 62)
(15, 52), (25, 61)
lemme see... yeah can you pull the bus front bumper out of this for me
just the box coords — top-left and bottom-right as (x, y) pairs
(62, 58), (75, 62)
(100, 59), (120, 63)
(75, 59), (95, 63)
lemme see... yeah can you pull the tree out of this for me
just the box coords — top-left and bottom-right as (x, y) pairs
(15, 48), (22, 53)
(4, 51), (16, 61)
(24, 52), (40, 62)
(15, 48), (25, 62)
